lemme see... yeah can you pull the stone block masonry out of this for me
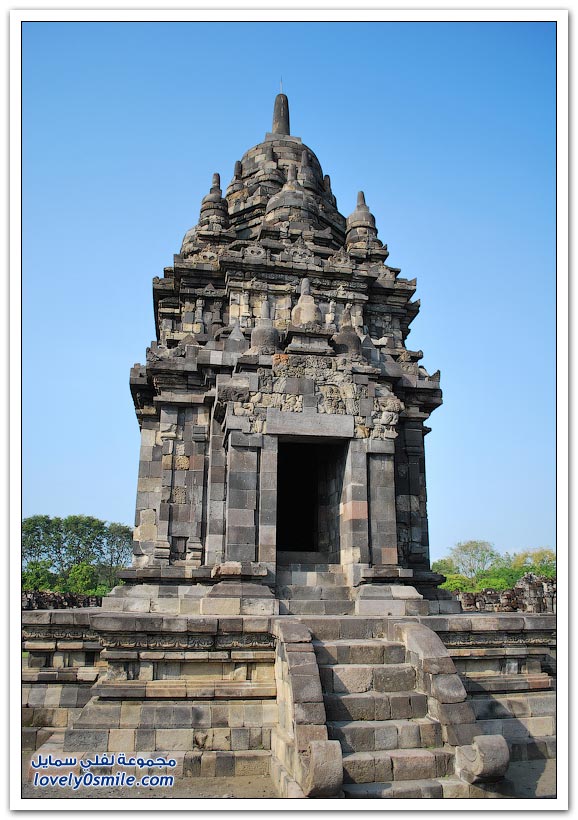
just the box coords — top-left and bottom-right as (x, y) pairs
(22, 94), (555, 801)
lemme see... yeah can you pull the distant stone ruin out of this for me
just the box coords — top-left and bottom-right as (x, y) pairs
(457, 575), (556, 613)
(22, 592), (103, 610)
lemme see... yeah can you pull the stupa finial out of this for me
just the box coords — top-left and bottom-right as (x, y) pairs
(272, 93), (290, 136)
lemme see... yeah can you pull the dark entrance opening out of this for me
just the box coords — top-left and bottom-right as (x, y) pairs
(276, 440), (346, 562)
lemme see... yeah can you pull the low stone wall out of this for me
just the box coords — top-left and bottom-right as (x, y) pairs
(456, 575), (556, 614)
(271, 619), (343, 798)
(22, 591), (103, 610)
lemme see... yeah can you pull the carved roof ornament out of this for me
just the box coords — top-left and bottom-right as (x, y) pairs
(254, 143), (285, 190)
(248, 297), (281, 354)
(298, 149), (317, 190)
(180, 173), (230, 256)
(217, 93), (347, 246)
(345, 191), (383, 254)
(226, 160), (245, 197)
(332, 302), (362, 357)
(290, 235), (315, 263)
(223, 320), (249, 353)
(199, 173), (230, 229)
(290, 277), (322, 326)
(328, 246), (352, 268)
(264, 163), (308, 223)
(187, 246), (220, 267)
(243, 244), (267, 262)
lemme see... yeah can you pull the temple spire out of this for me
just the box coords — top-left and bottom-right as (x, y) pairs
(272, 93), (290, 135)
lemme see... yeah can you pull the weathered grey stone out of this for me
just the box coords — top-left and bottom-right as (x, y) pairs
(428, 699), (476, 724)
(373, 664), (415, 693)
(302, 740), (343, 797)
(455, 735), (510, 784)
(63, 729), (109, 752)
(332, 666), (373, 694)
(293, 702), (326, 725)
(291, 674), (324, 703)
(429, 673), (467, 704)
(390, 749), (436, 781)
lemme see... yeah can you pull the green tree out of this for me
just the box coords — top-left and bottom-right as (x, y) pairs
(58, 562), (110, 596)
(432, 557), (458, 576)
(439, 574), (477, 593)
(474, 566), (520, 591)
(61, 515), (108, 571)
(96, 522), (133, 588)
(448, 540), (500, 580)
(22, 560), (57, 591)
(22, 515), (133, 591)
(58, 562), (99, 594)
(433, 543), (556, 593)
(511, 548), (556, 578)
(22, 515), (64, 569)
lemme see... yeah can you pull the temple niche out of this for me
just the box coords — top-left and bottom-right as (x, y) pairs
(126, 93), (448, 616)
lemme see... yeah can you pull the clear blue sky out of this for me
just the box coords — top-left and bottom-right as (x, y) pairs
(21, 21), (556, 561)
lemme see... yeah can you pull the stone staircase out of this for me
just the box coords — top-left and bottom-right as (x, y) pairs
(314, 636), (454, 798)
(276, 564), (355, 616)
(467, 690), (556, 762)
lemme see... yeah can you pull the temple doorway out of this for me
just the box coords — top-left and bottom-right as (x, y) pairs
(276, 440), (346, 565)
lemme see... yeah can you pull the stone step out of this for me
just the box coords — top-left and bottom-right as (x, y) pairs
(328, 718), (442, 752)
(94, 680), (277, 700)
(63, 724), (274, 754)
(343, 779), (444, 799)
(27, 744), (270, 781)
(183, 750), (271, 777)
(470, 691), (556, 720)
(22, 668), (100, 684)
(324, 691), (428, 721)
(510, 735), (556, 761)
(73, 698), (278, 733)
(276, 563), (345, 574)
(463, 673), (553, 693)
(278, 600), (355, 616)
(292, 615), (402, 642)
(342, 748), (453, 784)
(275, 573), (348, 588)
(319, 663), (416, 694)
(472, 715), (555, 740)
(313, 639), (405, 666)
(276, 585), (352, 600)
(22, 726), (57, 751)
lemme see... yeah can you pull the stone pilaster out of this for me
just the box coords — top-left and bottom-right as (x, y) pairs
(224, 433), (261, 563)
(367, 445), (398, 566)
(186, 411), (209, 565)
(339, 439), (370, 568)
(132, 420), (163, 567)
(258, 435), (277, 568)
(399, 420), (429, 570)
(205, 419), (227, 567)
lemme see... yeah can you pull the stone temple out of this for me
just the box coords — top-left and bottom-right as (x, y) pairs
(22, 95), (556, 799)
(127, 92), (446, 611)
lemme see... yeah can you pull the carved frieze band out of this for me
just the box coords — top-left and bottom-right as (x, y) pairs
(437, 630), (556, 648)
(100, 633), (276, 651)
(22, 627), (98, 642)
